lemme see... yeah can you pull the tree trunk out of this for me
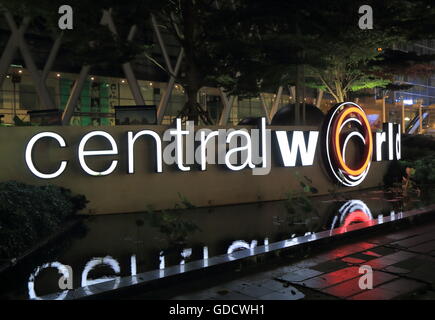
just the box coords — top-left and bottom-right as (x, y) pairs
(184, 85), (200, 123)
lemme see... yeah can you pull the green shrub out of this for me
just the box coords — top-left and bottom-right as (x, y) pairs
(384, 135), (435, 187)
(401, 156), (435, 185)
(402, 134), (435, 161)
(0, 181), (87, 259)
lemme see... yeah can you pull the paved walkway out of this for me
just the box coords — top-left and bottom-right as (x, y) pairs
(173, 221), (435, 300)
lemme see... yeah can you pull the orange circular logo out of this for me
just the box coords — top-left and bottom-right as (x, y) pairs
(323, 102), (373, 187)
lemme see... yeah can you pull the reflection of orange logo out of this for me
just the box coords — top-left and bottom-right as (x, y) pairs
(330, 200), (374, 234)
(323, 102), (373, 186)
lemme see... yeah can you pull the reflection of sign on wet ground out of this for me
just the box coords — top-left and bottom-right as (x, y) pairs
(27, 199), (404, 300)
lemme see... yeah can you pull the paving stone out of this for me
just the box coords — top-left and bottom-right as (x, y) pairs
(269, 265), (303, 277)
(362, 250), (382, 257)
(260, 279), (290, 291)
(349, 287), (399, 300)
(259, 288), (305, 300)
(326, 242), (377, 259)
(350, 278), (426, 300)
(341, 257), (366, 264)
(299, 267), (360, 289)
(382, 266), (411, 274)
(380, 278), (426, 295)
(367, 246), (397, 256)
(366, 236), (399, 245)
(230, 282), (276, 298)
(392, 256), (428, 271)
(321, 271), (397, 298)
(366, 251), (416, 269)
(311, 259), (349, 273)
(291, 256), (330, 269)
(405, 263), (435, 284)
(347, 252), (378, 261)
(277, 268), (323, 283)
(213, 291), (258, 300)
(381, 251), (416, 262)
(391, 233), (435, 248)
(173, 290), (216, 300)
(408, 240), (435, 254)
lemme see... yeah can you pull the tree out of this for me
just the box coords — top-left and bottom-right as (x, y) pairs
(221, 0), (435, 105)
(149, 0), (246, 124)
(0, 0), (156, 70)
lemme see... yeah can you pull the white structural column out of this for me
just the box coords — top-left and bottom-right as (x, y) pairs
(157, 51), (184, 124)
(401, 100), (406, 134)
(3, 12), (55, 109)
(218, 88), (235, 125)
(316, 89), (323, 108)
(61, 65), (91, 125)
(0, 17), (30, 88)
(41, 33), (63, 81)
(151, 14), (184, 124)
(289, 86), (296, 102)
(419, 103), (423, 134)
(259, 93), (271, 124)
(382, 96), (386, 123)
(269, 86), (283, 120)
(100, 9), (145, 106)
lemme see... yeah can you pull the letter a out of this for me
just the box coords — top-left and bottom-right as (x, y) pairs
(358, 265), (373, 290)
(358, 5), (373, 30)
(58, 5), (73, 30)
(58, 265), (73, 290)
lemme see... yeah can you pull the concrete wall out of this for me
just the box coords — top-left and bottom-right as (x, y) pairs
(0, 124), (389, 215)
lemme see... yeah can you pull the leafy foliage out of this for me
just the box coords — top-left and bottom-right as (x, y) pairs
(0, 181), (87, 259)
(146, 194), (200, 245)
(384, 135), (435, 187)
(284, 173), (320, 231)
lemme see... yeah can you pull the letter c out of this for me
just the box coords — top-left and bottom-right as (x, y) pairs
(25, 132), (68, 179)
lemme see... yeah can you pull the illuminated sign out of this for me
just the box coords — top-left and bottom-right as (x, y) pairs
(322, 102), (400, 186)
(24, 102), (400, 187)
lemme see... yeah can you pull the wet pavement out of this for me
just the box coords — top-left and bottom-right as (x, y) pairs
(2, 186), (435, 300)
(172, 221), (435, 300)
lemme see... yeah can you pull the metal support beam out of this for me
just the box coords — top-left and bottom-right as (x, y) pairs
(218, 88), (235, 126)
(401, 100), (406, 134)
(156, 49), (184, 124)
(259, 93), (271, 125)
(289, 86), (296, 102)
(151, 14), (184, 124)
(61, 65), (91, 125)
(42, 33), (63, 81)
(4, 12), (55, 109)
(151, 14), (174, 75)
(269, 86), (283, 120)
(101, 10), (145, 106)
(0, 17), (30, 88)
(419, 104), (423, 134)
(316, 89), (323, 108)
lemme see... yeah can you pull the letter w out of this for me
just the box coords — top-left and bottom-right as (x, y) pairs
(275, 131), (319, 166)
